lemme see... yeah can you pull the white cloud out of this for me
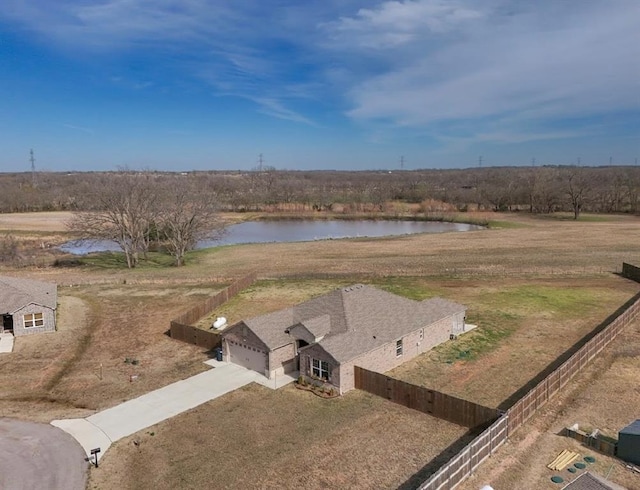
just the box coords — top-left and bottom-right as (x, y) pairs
(322, 0), (640, 144)
(2, 0), (639, 146)
(324, 0), (484, 48)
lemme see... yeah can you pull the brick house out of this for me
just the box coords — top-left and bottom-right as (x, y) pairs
(0, 276), (57, 337)
(221, 284), (466, 394)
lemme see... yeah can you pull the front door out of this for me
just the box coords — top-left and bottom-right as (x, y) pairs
(2, 315), (13, 333)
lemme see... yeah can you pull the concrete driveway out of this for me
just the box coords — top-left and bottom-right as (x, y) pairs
(52, 360), (296, 461)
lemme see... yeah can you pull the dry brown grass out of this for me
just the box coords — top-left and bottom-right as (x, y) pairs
(388, 276), (638, 408)
(1, 212), (640, 489)
(457, 322), (640, 490)
(0, 283), (223, 421)
(87, 386), (468, 490)
(0, 211), (74, 232)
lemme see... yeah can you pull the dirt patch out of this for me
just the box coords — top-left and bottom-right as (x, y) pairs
(0, 417), (88, 490)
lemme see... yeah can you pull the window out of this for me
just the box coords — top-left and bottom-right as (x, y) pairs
(396, 339), (403, 357)
(312, 358), (330, 380)
(419, 329), (424, 341)
(23, 313), (44, 328)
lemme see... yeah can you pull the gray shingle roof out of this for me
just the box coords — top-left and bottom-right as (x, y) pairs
(620, 419), (640, 436)
(561, 472), (627, 490)
(235, 285), (465, 363)
(0, 276), (57, 314)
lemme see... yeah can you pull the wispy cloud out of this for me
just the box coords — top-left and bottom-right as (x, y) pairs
(62, 123), (94, 135)
(3, 0), (639, 148)
(251, 97), (315, 125)
(320, 0), (640, 144)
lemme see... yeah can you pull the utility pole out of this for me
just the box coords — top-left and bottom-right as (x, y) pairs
(30, 149), (36, 187)
(400, 155), (405, 170)
(257, 153), (264, 172)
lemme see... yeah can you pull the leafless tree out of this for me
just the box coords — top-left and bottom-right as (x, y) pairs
(565, 166), (590, 219)
(67, 172), (157, 268)
(158, 187), (224, 266)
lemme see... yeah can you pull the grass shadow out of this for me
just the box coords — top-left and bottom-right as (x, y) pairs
(497, 288), (640, 411)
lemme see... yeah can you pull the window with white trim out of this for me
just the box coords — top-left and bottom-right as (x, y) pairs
(396, 339), (403, 357)
(312, 358), (330, 380)
(23, 312), (44, 328)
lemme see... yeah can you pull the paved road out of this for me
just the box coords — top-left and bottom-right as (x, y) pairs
(0, 418), (87, 490)
(52, 360), (296, 461)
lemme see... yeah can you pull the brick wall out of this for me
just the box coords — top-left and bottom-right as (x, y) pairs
(268, 343), (296, 377)
(342, 315), (455, 391)
(12, 304), (56, 336)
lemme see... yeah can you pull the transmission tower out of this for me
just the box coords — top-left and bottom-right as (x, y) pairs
(30, 149), (36, 187)
(400, 155), (405, 170)
(257, 153), (264, 172)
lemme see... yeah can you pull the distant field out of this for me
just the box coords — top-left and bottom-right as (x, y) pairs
(0, 211), (639, 489)
(0, 211), (73, 232)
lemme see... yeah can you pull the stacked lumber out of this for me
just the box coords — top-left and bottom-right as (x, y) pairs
(548, 450), (580, 471)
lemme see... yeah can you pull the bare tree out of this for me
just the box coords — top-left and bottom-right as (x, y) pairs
(67, 172), (157, 268)
(158, 188), (224, 266)
(565, 167), (590, 219)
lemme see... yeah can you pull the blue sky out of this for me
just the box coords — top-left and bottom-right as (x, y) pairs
(1, 0), (639, 172)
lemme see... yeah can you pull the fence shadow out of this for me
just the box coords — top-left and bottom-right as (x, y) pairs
(397, 415), (498, 490)
(397, 429), (477, 490)
(497, 289), (640, 411)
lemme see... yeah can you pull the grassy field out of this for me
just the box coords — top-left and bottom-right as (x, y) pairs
(0, 211), (639, 489)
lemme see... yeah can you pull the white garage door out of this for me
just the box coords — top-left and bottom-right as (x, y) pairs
(228, 341), (267, 375)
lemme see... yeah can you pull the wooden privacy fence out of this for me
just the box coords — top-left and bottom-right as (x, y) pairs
(417, 275), (640, 490)
(169, 323), (221, 350)
(622, 262), (640, 282)
(169, 272), (257, 349)
(562, 427), (617, 457)
(354, 367), (499, 429)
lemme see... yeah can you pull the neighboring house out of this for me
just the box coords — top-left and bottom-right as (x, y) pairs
(0, 276), (57, 337)
(561, 471), (627, 490)
(221, 284), (466, 394)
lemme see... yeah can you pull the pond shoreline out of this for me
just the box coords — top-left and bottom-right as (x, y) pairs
(227, 212), (489, 227)
(59, 218), (486, 256)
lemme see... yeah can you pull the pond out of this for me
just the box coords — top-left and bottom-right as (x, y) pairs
(59, 219), (483, 255)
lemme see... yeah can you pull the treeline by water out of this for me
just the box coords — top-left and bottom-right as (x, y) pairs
(1, 165), (639, 217)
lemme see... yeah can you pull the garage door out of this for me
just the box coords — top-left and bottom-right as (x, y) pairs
(228, 340), (267, 375)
